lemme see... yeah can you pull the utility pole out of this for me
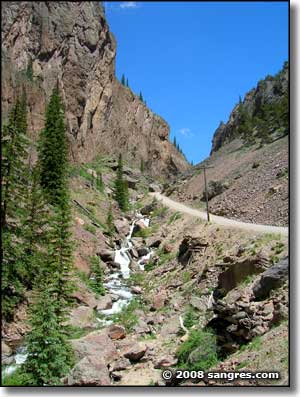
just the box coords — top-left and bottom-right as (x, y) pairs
(198, 164), (214, 222)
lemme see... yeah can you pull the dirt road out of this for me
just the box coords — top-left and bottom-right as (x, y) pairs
(150, 192), (288, 236)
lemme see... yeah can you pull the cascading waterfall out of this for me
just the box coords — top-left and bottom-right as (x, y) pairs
(98, 213), (152, 319)
(3, 213), (153, 379)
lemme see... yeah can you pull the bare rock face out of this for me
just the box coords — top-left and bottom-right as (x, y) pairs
(2, 2), (189, 177)
(67, 355), (111, 386)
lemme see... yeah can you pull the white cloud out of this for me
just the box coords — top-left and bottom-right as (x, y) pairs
(179, 128), (194, 137)
(119, 2), (140, 9)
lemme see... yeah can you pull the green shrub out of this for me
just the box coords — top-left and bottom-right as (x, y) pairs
(111, 299), (143, 332)
(88, 256), (105, 297)
(177, 329), (218, 371)
(183, 306), (198, 329)
(84, 223), (97, 235)
(1, 368), (35, 386)
(168, 211), (182, 225)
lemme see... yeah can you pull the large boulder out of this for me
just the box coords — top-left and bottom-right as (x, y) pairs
(97, 249), (115, 263)
(124, 176), (138, 189)
(178, 236), (209, 266)
(108, 325), (126, 340)
(67, 356), (110, 385)
(140, 202), (158, 216)
(151, 290), (167, 310)
(71, 330), (119, 363)
(217, 255), (268, 295)
(96, 295), (113, 311)
(67, 306), (95, 328)
(123, 343), (147, 361)
(149, 183), (160, 192)
(154, 356), (178, 369)
(253, 257), (288, 300)
(71, 281), (98, 308)
(133, 220), (148, 234)
(114, 218), (130, 236)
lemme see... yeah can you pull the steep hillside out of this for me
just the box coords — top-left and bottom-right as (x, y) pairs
(211, 62), (288, 153)
(166, 64), (289, 226)
(1, 1), (189, 177)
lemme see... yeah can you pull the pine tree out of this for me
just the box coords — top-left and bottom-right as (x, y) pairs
(126, 78), (129, 87)
(45, 189), (75, 322)
(1, 94), (31, 320)
(114, 154), (129, 211)
(38, 87), (68, 204)
(88, 256), (105, 297)
(173, 136), (177, 148)
(139, 91), (143, 102)
(23, 283), (74, 385)
(23, 87), (75, 385)
(121, 74), (125, 86)
(106, 201), (114, 236)
(21, 166), (51, 287)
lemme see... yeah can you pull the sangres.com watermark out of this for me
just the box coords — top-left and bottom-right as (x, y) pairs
(162, 369), (280, 382)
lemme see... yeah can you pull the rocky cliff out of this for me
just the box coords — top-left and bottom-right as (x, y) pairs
(1, 2), (189, 177)
(211, 62), (288, 154)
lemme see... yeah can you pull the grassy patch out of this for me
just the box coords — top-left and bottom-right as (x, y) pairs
(1, 368), (35, 386)
(240, 274), (255, 287)
(276, 167), (288, 179)
(183, 271), (191, 284)
(152, 205), (168, 219)
(111, 299), (144, 332)
(271, 241), (285, 255)
(64, 325), (88, 340)
(168, 211), (182, 225)
(236, 360), (249, 370)
(133, 224), (159, 238)
(183, 305), (199, 329)
(83, 223), (97, 235)
(177, 329), (219, 371)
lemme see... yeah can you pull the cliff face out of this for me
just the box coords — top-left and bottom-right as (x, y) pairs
(211, 62), (288, 154)
(1, 2), (189, 177)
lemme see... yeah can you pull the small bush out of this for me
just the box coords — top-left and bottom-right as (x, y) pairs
(84, 223), (97, 235)
(168, 211), (182, 225)
(1, 368), (35, 386)
(183, 306), (198, 329)
(111, 299), (143, 332)
(88, 256), (105, 297)
(177, 329), (219, 371)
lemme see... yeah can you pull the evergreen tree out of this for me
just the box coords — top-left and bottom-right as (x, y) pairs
(106, 201), (114, 236)
(23, 283), (74, 385)
(88, 256), (105, 297)
(45, 189), (75, 322)
(139, 91), (143, 102)
(114, 154), (129, 211)
(1, 94), (31, 320)
(23, 87), (75, 385)
(121, 74), (125, 86)
(173, 136), (177, 148)
(21, 166), (51, 287)
(38, 87), (68, 204)
(126, 78), (129, 87)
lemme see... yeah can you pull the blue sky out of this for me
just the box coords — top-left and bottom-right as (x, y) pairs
(104, 1), (288, 164)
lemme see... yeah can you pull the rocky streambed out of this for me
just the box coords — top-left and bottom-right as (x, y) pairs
(1, 211), (154, 382)
(97, 212), (152, 321)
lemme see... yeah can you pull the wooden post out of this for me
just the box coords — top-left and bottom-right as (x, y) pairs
(198, 164), (213, 223)
(203, 165), (210, 222)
